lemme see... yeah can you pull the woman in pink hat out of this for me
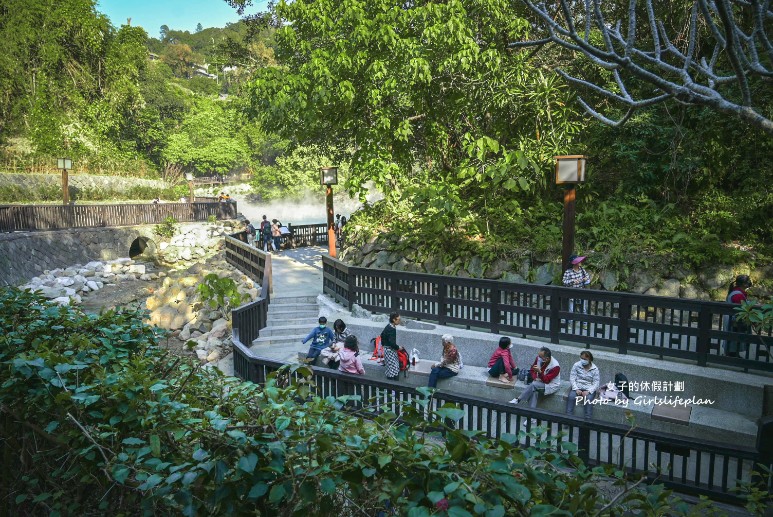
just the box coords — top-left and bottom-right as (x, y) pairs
(562, 254), (591, 328)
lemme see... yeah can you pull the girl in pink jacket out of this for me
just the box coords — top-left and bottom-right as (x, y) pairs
(338, 336), (365, 375)
(488, 336), (517, 382)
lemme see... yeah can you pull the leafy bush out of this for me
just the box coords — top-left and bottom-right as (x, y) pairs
(153, 215), (178, 238)
(1, 288), (750, 515)
(197, 273), (246, 320)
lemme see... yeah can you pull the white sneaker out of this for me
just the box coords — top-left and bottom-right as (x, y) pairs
(508, 398), (520, 404)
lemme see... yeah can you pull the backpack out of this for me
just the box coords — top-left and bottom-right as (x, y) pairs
(262, 222), (272, 237)
(614, 373), (630, 398)
(369, 336), (384, 362)
(396, 347), (410, 378)
(246, 223), (256, 237)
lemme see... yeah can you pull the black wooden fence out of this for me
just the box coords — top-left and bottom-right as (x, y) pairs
(0, 201), (237, 232)
(322, 256), (773, 373)
(229, 339), (771, 504)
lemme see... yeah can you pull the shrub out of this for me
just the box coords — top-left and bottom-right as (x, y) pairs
(153, 215), (178, 238)
(197, 273), (246, 320)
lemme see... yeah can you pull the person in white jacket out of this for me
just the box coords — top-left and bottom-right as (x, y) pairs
(510, 347), (560, 407)
(566, 350), (600, 418)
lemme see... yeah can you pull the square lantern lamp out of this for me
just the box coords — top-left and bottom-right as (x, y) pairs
(554, 155), (587, 184)
(57, 158), (73, 171)
(185, 172), (194, 181)
(320, 166), (338, 186)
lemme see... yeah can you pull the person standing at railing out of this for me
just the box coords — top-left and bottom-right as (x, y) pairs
(259, 215), (271, 251)
(562, 254), (591, 329)
(509, 347), (561, 407)
(566, 350), (600, 419)
(381, 312), (401, 380)
(723, 275), (753, 357)
(271, 219), (282, 253)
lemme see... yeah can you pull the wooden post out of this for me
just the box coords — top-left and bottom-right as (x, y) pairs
(326, 185), (336, 258)
(562, 185), (576, 271)
(61, 168), (69, 205)
(188, 180), (195, 203)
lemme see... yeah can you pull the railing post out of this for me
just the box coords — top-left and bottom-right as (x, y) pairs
(549, 287), (561, 344)
(346, 264), (356, 308)
(390, 270), (399, 313)
(578, 425), (590, 464)
(437, 279), (447, 326)
(618, 298), (630, 355)
(696, 307), (711, 367)
(491, 285), (500, 334)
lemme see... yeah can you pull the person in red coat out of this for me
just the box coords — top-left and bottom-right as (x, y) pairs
(509, 347), (561, 407)
(487, 337), (517, 382)
(724, 275), (752, 357)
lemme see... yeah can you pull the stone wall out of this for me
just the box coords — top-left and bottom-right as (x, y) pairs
(340, 234), (773, 301)
(0, 227), (155, 286)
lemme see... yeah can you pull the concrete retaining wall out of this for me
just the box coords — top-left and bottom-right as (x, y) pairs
(0, 226), (160, 286)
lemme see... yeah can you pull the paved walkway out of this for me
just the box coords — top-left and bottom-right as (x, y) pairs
(268, 246), (325, 299)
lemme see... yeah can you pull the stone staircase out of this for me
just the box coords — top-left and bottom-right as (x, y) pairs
(248, 295), (320, 363)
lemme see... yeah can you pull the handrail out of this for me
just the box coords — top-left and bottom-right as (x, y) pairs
(322, 255), (773, 373)
(0, 201), (237, 232)
(229, 340), (768, 504)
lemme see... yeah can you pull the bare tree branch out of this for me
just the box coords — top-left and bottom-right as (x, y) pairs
(513, 0), (773, 134)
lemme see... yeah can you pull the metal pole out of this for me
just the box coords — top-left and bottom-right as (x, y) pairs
(562, 185), (576, 271)
(61, 168), (69, 205)
(326, 185), (336, 258)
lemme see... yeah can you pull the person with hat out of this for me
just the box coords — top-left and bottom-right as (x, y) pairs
(563, 254), (591, 328)
(723, 274), (753, 357)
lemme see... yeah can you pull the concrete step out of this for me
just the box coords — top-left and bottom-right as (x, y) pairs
(251, 335), (308, 348)
(270, 295), (319, 305)
(266, 318), (319, 328)
(268, 303), (319, 315)
(259, 324), (316, 338)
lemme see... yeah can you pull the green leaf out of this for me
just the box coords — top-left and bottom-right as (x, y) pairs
(139, 474), (163, 490)
(112, 465), (131, 484)
(150, 434), (161, 457)
(407, 507), (431, 517)
(435, 405), (465, 422)
(492, 474), (531, 503)
(45, 421), (59, 433)
(320, 478), (336, 494)
(269, 483), (287, 503)
(444, 481), (461, 494)
(122, 437), (145, 445)
(448, 507), (474, 517)
(192, 448), (209, 461)
(248, 482), (269, 499)
(486, 506), (506, 517)
(238, 453), (258, 474)
(378, 454), (392, 468)
(529, 504), (572, 516)
(362, 467), (377, 478)
(426, 491), (445, 504)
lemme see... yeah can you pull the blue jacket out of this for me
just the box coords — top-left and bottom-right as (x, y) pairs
(302, 326), (335, 351)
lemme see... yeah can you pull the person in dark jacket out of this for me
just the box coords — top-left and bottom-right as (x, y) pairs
(302, 316), (335, 364)
(380, 312), (401, 379)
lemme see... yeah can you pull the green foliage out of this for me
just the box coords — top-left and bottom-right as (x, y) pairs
(0, 288), (744, 515)
(197, 273), (246, 320)
(153, 216), (178, 238)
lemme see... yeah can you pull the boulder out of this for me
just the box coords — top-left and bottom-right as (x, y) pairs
(180, 323), (192, 341)
(630, 271), (656, 294)
(180, 248), (193, 261)
(484, 259), (510, 279)
(467, 256), (484, 278)
(55, 277), (75, 287)
(534, 262), (560, 285)
(392, 258), (410, 272)
(209, 318), (230, 339)
(600, 270), (619, 291)
(206, 350), (221, 363)
(195, 349), (208, 361)
(351, 304), (372, 319)
(502, 272), (526, 284)
(372, 251), (391, 268)
(127, 264), (146, 275)
(37, 286), (66, 299)
(680, 284), (707, 300)
(699, 267), (735, 291)
(52, 296), (72, 305)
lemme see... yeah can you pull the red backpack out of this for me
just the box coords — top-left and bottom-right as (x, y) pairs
(396, 348), (410, 378)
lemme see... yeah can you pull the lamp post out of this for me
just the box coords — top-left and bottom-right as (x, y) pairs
(57, 158), (72, 205)
(555, 155), (587, 271)
(320, 166), (338, 258)
(185, 173), (195, 203)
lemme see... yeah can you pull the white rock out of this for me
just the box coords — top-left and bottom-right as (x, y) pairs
(52, 297), (72, 305)
(74, 275), (87, 284)
(159, 242), (169, 250)
(102, 264), (113, 273)
(96, 281), (104, 288)
(181, 248), (192, 261)
(82, 270), (96, 277)
(128, 264), (146, 275)
(56, 277), (75, 287)
(206, 350), (221, 363)
(85, 261), (103, 270)
(86, 280), (99, 291)
(195, 349), (208, 360)
(180, 323), (192, 341)
(64, 288), (77, 297)
(81, 286), (90, 293)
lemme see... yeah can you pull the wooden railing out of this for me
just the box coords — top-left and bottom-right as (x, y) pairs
(224, 234), (272, 301)
(229, 343), (770, 504)
(0, 202), (237, 232)
(322, 256), (773, 373)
